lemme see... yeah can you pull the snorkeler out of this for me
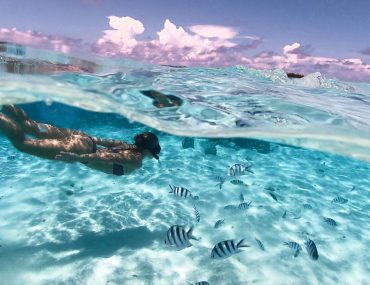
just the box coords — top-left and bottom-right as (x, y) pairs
(0, 105), (161, 176)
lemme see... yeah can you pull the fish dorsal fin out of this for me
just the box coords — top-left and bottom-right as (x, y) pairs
(187, 226), (199, 241)
(237, 238), (250, 248)
(169, 184), (174, 193)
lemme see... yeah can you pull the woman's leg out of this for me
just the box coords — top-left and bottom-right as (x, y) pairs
(0, 113), (93, 160)
(21, 135), (94, 160)
(0, 113), (26, 149)
(1, 104), (86, 139)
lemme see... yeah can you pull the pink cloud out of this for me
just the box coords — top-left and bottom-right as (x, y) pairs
(0, 27), (84, 54)
(189, 25), (238, 39)
(97, 16), (145, 54)
(1, 20), (370, 82)
(251, 43), (370, 81)
(94, 17), (259, 67)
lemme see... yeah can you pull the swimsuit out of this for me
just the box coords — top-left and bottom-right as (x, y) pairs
(83, 138), (125, 176)
(112, 164), (124, 176)
(87, 135), (97, 153)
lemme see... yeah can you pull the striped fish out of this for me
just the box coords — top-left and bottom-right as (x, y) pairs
(283, 241), (302, 257)
(305, 239), (319, 260)
(169, 184), (197, 199)
(224, 205), (238, 210)
(164, 225), (199, 250)
(238, 201), (252, 210)
(255, 238), (265, 251)
(230, 179), (246, 186)
(193, 205), (200, 223)
(215, 176), (226, 190)
(189, 282), (209, 285)
(303, 203), (313, 209)
(331, 196), (348, 204)
(228, 163), (254, 177)
(239, 193), (245, 203)
(214, 219), (225, 229)
(269, 192), (278, 201)
(323, 217), (337, 226)
(282, 210), (287, 219)
(211, 239), (250, 259)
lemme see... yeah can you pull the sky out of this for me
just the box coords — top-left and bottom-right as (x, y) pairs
(0, 0), (370, 81)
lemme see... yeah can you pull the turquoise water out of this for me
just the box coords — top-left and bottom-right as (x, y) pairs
(0, 43), (369, 285)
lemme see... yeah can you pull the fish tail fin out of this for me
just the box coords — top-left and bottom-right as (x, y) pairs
(237, 238), (250, 248)
(283, 242), (288, 245)
(246, 166), (254, 174)
(187, 226), (199, 241)
(168, 184), (174, 193)
(294, 250), (300, 258)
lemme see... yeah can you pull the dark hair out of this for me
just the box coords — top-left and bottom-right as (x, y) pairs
(134, 132), (161, 159)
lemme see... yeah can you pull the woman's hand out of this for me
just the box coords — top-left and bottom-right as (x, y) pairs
(55, 151), (80, 163)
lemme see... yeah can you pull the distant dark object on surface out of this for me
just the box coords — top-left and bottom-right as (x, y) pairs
(140, 90), (183, 108)
(160, 64), (186, 68)
(286, 72), (304, 79)
(182, 137), (195, 149)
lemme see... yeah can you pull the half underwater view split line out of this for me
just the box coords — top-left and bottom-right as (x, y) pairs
(0, 39), (369, 285)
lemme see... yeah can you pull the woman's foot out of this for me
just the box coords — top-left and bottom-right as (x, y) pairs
(1, 104), (29, 123)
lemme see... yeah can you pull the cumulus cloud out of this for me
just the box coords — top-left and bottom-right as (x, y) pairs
(97, 16), (144, 53)
(189, 25), (238, 39)
(0, 27), (84, 54)
(93, 18), (370, 81)
(282, 42), (313, 64)
(251, 43), (370, 81)
(94, 17), (260, 66)
(2, 20), (370, 82)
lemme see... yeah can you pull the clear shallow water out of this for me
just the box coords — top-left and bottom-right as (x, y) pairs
(0, 44), (369, 285)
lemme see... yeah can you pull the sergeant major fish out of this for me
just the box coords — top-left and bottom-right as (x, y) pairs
(214, 219), (225, 228)
(239, 193), (245, 203)
(331, 196), (348, 204)
(230, 179), (247, 186)
(283, 241), (302, 257)
(193, 205), (200, 223)
(255, 238), (265, 251)
(269, 192), (278, 202)
(224, 205), (238, 211)
(305, 239), (319, 260)
(323, 217), (337, 226)
(215, 176), (226, 190)
(169, 184), (198, 200)
(238, 201), (252, 210)
(211, 239), (250, 259)
(228, 163), (254, 177)
(282, 210), (287, 219)
(164, 225), (199, 250)
(303, 203), (313, 209)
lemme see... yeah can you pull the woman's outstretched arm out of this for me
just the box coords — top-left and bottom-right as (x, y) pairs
(55, 151), (142, 166)
(91, 137), (129, 147)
